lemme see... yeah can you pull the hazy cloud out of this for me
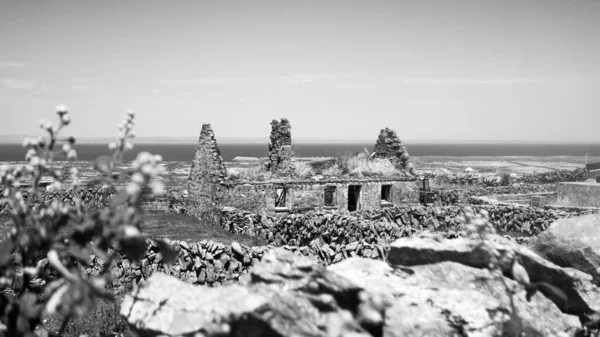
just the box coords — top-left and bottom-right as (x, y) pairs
(161, 74), (336, 86)
(0, 62), (27, 69)
(403, 77), (545, 85)
(70, 84), (103, 92)
(2, 78), (38, 90)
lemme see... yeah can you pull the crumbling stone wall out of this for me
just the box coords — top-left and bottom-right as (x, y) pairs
(267, 118), (294, 175)
(373, 127), (410, 170)
(220, 179), (418, 214)
(188, 124), (228, 225)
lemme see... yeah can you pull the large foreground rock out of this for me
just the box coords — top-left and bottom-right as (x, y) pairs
(544, 214), (600, 252)
(387, 235), (600, 318)
(330, 258), (579, 337)
(122, 247), (582, 337)
(532, 214), (600, 284)
(122, 248), (385, 337)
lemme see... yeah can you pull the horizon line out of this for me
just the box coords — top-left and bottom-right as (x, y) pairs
(0, 135), (599, 145)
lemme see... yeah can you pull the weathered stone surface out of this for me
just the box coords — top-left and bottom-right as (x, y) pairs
(187, 123), (228, 225)
(122, 248), (385, 337)
(387, 235), (598, 317)
(541, 214), (600, 252)
(373, 128), (410, 170)
(120, 273), (267, 336)
(267, 118), (295, 176)
(331, 258), (579, 336)
(123, 247), (584, 337)
(533, 230), (600, 286)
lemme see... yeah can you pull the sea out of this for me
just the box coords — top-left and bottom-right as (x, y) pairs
(1, 143), (600, 162)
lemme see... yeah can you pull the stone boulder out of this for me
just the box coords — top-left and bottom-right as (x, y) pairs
(122, 245), (587, 337)
(533, 230), (600, 286)
(121, 248), (386, 337)
(540, 214), (600, 252)
(330, 258), (579, 337)
(387, 235), (600, 317)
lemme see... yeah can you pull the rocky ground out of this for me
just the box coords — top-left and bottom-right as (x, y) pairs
(121, 213), (600, 336)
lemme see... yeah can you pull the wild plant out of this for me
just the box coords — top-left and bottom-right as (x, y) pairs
(0, 106), (176, 336)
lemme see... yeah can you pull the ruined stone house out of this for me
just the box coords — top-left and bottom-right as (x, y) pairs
(187, 120), (418, 218)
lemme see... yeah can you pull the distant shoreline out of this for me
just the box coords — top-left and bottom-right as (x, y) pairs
(1, 143), (599, 162)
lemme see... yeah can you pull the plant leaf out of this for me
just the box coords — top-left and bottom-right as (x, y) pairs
(120, 236), (147, 262)
(45, 283), (69, 315)
(94, 155), (114, 175)
(156, 239), (178, 265)
(68, 244), (91, 266)
(0, 239), (14, 267)
(110, 190), (129, 207)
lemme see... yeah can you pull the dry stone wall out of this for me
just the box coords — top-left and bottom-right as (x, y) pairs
(220, 204), (599, 246)
(0, 186), (113, 213)
(84, 237), (389, 290)
(79, 202), (598, 294)
(431, 168), (588, 188)
(435, 184), (558, 205)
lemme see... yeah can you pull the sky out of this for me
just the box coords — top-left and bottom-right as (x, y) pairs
(1, 0), (599, 143)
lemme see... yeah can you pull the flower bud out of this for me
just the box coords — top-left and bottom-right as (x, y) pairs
(150, 181), (165, 195)
(40, 120), (53, 131)
(108, 142), (118, 150)
(56, 104), (69, 116)
(131, 173), (145, 184)
(66, 149), (77, 160)
(62, 143), (71, 153)
(126, 183), (141, 196)
(121, 225), (141, 238)
(61, 114), (71, 125)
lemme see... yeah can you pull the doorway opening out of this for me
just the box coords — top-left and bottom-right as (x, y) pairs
(348, 185), (361, 211)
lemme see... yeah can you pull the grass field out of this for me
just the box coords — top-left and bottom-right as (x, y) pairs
(0, 210), (264, 246)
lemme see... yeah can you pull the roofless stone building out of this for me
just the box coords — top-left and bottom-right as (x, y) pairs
(187, 120), (418, 219)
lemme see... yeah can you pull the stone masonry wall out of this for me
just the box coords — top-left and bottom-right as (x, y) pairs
(187, 124), (228, 225)
(373, 127), (410, 170)
(220, 180), (418, 214)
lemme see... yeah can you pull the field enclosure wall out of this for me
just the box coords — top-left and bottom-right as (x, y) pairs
(556, 182), (600, 208)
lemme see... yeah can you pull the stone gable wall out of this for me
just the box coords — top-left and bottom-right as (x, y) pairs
(187, 124), (228, 224)
(267, 118), (295, 176)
